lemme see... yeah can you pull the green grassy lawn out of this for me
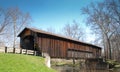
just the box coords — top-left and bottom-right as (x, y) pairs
(0, 53), (56, 72)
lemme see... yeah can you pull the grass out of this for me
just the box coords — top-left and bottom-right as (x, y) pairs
(0, 53), (56, 72)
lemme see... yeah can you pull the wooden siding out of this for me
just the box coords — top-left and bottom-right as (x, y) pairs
(20, 29), (31, 38)
(18, 28), (102, 59)
(36, 33), (101, 58)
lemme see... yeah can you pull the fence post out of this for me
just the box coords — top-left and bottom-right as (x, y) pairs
(33, 50), (36, 56)
(20, 48), (22, 54)
(5, 46), (7, 53)
(13, 47), (15, 53)
(25, 49), (27, 54)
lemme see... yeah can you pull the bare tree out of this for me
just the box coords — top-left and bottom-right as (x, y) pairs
(62, 20), (85, 64)
(81, 0), (120, 60)
(8, 7), (31, 49)
(0, 7), (31, 48)
(106, 0), (120, 60)
(0, 7), (12, 46)
(62, 20), (85, 41)
(0, 8), (11, 35)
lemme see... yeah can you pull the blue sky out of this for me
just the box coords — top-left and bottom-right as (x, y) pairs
(0, 0), (103, 42)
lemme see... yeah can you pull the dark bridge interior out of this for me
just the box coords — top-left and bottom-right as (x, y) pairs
(21, 35), (34, 50)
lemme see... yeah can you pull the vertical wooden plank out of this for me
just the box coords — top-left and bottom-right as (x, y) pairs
(63, 40), (66, 58)
(46, 38), (49, 53)
(20, 48), (22, 54)
(65, 41), (67, 58)
(55, 39), (57, 58)
(56, 39), (59, 58)
(60, 40), (62, 58)
(40, 35), (42, 51)
(44, 37), (46, 52)
(39, 37), (41, 51)
(62, 40), (64, 58)
(51, 37), (53, 57)
(52, 38), (54, 57)
(42, 37), (44, 52)
(54, 39), (56, 57)
(42, 36), (44, 52)
(47, 37), (49, 53)
(44, 37), (47, 53)
(48, 37), (51, 56)
(53, 38), (55, 57)
(56, 39), (58, 58)
(58, 40), (61, 58)
(59, 40), (62, 58)
(38, 35), (41, 51)
(52, 39), (54, 57)
(63, 41), (65, 58)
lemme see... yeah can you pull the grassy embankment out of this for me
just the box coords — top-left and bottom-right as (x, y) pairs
(0, 53), (56, 72)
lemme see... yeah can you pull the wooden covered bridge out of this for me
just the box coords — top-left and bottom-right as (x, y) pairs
(18, 27), (102, 59)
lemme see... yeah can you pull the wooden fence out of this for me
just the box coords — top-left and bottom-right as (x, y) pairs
(0, 46), (38, 55)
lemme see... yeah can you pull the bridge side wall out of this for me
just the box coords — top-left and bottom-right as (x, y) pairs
(37, 33), (101, 59)
(18, 28), (101, 59)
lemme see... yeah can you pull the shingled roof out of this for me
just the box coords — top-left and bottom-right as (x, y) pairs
(18, 27), (102, 49)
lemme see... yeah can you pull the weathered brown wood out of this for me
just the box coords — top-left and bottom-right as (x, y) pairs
(18, 28), (102, 59)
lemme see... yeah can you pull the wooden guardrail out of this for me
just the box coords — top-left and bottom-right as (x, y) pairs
(0, 46), (37, 55)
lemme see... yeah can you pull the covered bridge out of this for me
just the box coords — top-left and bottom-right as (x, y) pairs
(18, 27), (102, 59)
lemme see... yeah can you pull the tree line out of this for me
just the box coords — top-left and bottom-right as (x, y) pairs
(0, 7), (31, 47)
(81, 0), (120, 61)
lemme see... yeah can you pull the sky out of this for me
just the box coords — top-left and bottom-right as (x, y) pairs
(0, 0), (103, 43)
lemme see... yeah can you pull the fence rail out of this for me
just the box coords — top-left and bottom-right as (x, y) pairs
(0, 47), (37, 55)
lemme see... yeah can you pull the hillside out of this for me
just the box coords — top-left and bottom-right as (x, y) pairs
(0, 53), (56, 72)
